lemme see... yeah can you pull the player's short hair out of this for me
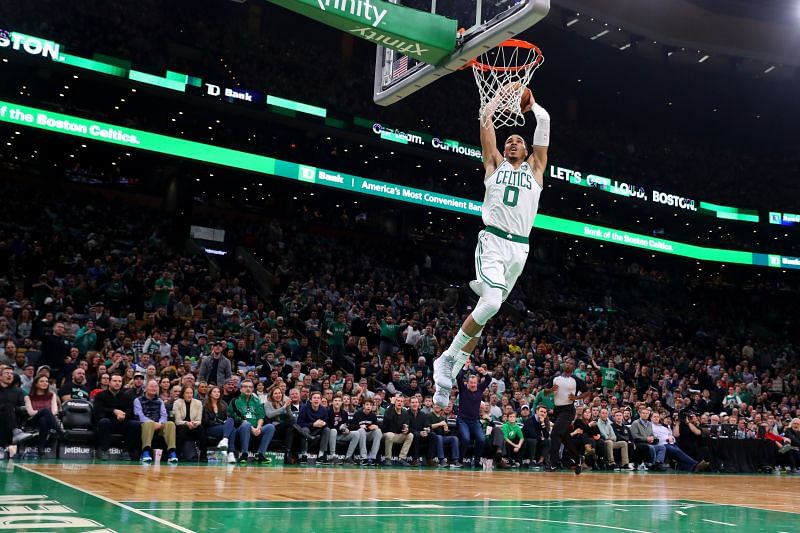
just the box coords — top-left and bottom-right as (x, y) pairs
(505, 134), (528, 151)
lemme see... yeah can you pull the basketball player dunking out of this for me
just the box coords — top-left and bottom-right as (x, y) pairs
(433, 89), (550, 408)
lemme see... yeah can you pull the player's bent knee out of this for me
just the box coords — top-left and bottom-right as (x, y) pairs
(472, 287), (503, 325)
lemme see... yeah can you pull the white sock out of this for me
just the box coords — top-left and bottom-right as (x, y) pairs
(447, 328), (473, 355)
(450, 350), (471, 380)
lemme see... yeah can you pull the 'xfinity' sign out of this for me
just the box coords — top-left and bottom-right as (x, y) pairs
(316, 0), (388, 27)
(0, 29), (61, 60)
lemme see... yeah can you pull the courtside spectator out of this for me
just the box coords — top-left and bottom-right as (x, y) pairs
(381, 394), (413, 466)
(350, 398), (382, 465)
(230, 378), (274, 463)
(202, 385), (237, 464)
(24, 374), (64, 456)
(173, 385), (206, 461)
(134, 379), (178, 464)
(59, 368), (91, 402)
(94, 374), (141, 460)
(297, 390), (335, 463)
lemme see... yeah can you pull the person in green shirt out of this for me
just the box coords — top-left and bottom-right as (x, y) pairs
(379, 315), (407, 359)
(532, 388), (555, 413)
(591, 357), (623, 391)
(73, 321), (97, 356)
(498, 411), (525, 466)
(153, 271), (173, 307)
(327, 313), (348, 367)
(230, 379), (274, 463)
(574, 361), (589, 381)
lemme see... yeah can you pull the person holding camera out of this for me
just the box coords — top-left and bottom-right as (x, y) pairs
(652, 412), (709, 472)
(677, 411), (712, 465)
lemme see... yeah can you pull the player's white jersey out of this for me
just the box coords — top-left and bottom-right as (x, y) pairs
(481, 159), (542, 237)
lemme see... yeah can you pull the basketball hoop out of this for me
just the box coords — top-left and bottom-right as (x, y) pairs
(466, 39), (544, 128)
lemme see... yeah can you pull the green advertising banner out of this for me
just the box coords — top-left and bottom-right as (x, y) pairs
(0, 99), (797, 271)
(266, 0), (456, 64)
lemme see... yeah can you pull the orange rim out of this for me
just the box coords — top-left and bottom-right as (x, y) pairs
(466, 39), (544, 72)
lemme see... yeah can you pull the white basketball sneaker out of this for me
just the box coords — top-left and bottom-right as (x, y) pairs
(433, 352), (455, 390)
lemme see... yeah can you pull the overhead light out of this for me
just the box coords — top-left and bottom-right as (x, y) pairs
(698, 54), (710, 63)
(590, 29), (609, 40)
(619, 43), (631, 51)
(566, 18), (579, 27)
(764, 65), (776, 74)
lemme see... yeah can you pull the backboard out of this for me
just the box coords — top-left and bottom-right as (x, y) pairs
(373, 0), (550, 106)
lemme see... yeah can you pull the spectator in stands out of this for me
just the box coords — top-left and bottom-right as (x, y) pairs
(59, 368), (91, 402)
(407, 396), (431, 465)
(676, 411), (712, 465)
(597, 407), (632, 470)
(129, 372), (146, 398)
(571, 407), (601, 468)
(133, 379), (178, 464)
(428, 403), (460, 467)
(653, 412), (709, 472)
(73, 320), (97, 357)
(94, 374), (140, 461)
(381, 393), (413, 466)
(222, 377), (240, 405)
(630, 407), (666, 470)
(19, 364), (35, 393)
(297, 390), (336, 464)
(264, 387), (299, 464)
(164, 384), (182, 414)
(350, 397), (382, 466)
(498, 410), (524, 467)
(158, 377), (172, 402)
(23, 374), (63, 455)
(611, 410), (643, 468)
(0, 366), (35, 449)
(522, 405), (550, 468)
(90, 373), (111, 400)
(230, 378), (274, 463)
(38, 322), (71, 382)
(784, 419), (800, 473)
(202, 385), (236, 464)
(456, 366), (491, 468)
(198, 341), (232, 386)
(173, 385), (206, 462)
(329, 395), (359, 463)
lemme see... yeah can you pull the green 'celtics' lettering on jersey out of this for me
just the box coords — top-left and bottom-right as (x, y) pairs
(482, 160), (542, 237)
(495, 169), (534, 190)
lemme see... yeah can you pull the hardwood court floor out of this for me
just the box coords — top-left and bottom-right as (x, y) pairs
(4, 462), (799, 532)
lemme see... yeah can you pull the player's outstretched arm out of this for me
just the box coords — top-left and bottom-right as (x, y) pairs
(479, 102), (503, 176)
(525, 95), (549, 187)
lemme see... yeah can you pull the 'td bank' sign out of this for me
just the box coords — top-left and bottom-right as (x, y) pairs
(0, 29), (61, 60)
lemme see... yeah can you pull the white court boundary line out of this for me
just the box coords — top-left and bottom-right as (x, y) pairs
(16, 464), (196, 533)
(690, 498), (800, 516)
(337, 513), (655, 533)
(131, 502), (716, 512)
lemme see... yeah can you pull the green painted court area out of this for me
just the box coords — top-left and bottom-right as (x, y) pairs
(2, 465), (799, 532)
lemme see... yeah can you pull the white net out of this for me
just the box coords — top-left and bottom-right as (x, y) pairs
(470, 40), (544, 128)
